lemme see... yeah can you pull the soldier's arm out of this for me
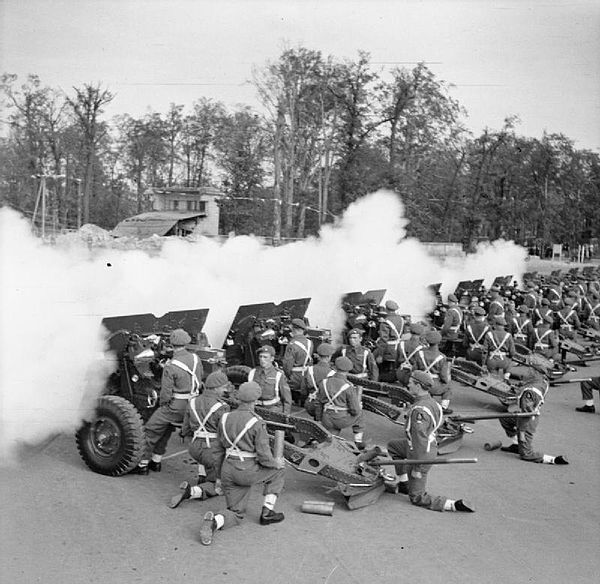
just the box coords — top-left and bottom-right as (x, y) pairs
(367, 351), (379, 381)
(408, 412), (436, 472)
(279, 374), (293, 415)
(254, 423), (279, 468)
(181, 406), (192, 437)
(213, 426), (227, 479)
(282, 345), (294, 377)
(160, 366), (176, 403)
(439, 358), (451, 384)
(346, 386), (360, 416)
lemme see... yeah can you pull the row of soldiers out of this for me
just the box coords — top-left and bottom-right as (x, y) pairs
(130, 269), (598, 545)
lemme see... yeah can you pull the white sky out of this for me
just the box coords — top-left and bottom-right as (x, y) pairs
(1, 0), (599, 150)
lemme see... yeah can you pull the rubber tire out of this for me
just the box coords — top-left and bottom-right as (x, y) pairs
(76, 395), (146, 476)
(226, 365), (251, 387)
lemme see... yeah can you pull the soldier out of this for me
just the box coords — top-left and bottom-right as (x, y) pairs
(487, 287), (505, 322)
(374, 299), (405, 379)
(582, 290), (600, 330)
(556, 297), (581, 339)
(533, 298), (553, 326)
(499, 373), (569, 465)
(576, 376), (600, 413)
(463, 306), (490, 364)
(282, 318), (313, 405)
(199, 382), (286, 546)
(248, 345), (292, 415)
(314, 356), (366, 450)
(483, 316), (515, 380)
(509, 305), (534, 347)
(132, 328), (201, 475)
(301, 343), (336, 418)
(385, 371), (474, 513)
(334, 328), (378, 381)
(546, 278), (564, 311)
(395, 322), (426, 386)
(441, 293), (463, 357)
(170, 371), (231, 508)
(528, 314), (560, 361)
(522, 282), (539, 311)
(414, 330), (453, 414)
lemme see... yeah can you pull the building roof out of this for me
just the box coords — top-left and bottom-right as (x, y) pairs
(112, 211), (205, 238)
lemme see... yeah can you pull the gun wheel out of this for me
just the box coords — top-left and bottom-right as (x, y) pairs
(76, 395), (146, 476)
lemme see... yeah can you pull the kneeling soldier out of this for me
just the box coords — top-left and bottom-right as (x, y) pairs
(199, 381), (286, 546)
(385, 371), (474, 513)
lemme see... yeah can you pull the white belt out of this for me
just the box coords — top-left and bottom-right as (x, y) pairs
(173, 393), (192, 399)
(192, 431), (217, 442)
(386, 340), (400, 345)
(324, 404), (348, 412)
(225, 449), (256, 460)
(292, 366), (307, 372)
(430, 373), (439, 379)
(354, 372), (368, 378)
(491, 351), (507, 358)
(258, 397), (281, 406)
(470, 343), (484, 350)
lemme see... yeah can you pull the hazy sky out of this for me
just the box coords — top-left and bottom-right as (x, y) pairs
(1, 0), (599, 150)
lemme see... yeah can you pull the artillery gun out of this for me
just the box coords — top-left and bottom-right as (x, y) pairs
(76, 309), (227, 477)
(223, 298), (331, 370)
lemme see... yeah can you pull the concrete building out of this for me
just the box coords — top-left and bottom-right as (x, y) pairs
(112, 186), (224, 238)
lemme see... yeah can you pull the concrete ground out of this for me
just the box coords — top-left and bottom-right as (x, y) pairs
(1, 362), (599, 584)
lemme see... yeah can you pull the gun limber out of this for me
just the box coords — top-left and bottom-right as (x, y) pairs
(550, 377), (593, 386)
(447, 412), (535, 422)
(368, 457), (478, 466)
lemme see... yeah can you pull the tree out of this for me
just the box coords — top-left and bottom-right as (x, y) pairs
(66, 83), (114, 224)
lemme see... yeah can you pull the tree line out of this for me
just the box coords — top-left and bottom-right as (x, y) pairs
(1, 47), (598, 250)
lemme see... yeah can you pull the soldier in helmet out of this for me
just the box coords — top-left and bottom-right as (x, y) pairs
(395, 322), (426, 386)
(199, 381), (286, 546)
(314, 356), (366, 450)
(384, 371), (474, 513)
(133, 328), (202, 475)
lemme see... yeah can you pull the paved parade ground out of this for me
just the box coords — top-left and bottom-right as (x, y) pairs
(1, 361), (599, 584)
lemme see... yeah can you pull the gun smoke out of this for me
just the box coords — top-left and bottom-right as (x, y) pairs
(0, 190), (526, 463)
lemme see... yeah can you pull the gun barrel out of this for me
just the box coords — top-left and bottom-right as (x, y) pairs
(550, 377), (593, 386)
(448, 412), (534, 422)
(369, 457), (478, 466)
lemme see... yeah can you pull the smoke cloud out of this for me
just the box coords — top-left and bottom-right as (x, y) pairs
(0, 190), (527, 463)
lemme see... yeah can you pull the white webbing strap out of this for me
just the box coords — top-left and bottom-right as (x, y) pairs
(190, 398), (223, 446)
(405, 402), (443, 453)
(323, 380), (350, 411)
(222, 412), (258, 460)
(170, 354), (200, 395)
(534, 328), (552, 349)
(487, 331), (509, 358)
(292, 338), (313, 367)
(467, 324), (489, 349)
